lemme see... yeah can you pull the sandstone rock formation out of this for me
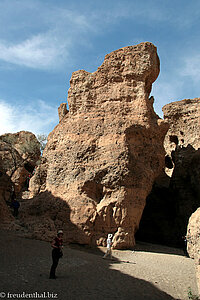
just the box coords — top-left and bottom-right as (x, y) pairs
(163, 99), (200, 155)
(27, 42), (168, 248)
(136, 98), (200, 247)
(58, 103), (68, 122)
(0, 131), (40, 194)
(187, 208), (200, 295)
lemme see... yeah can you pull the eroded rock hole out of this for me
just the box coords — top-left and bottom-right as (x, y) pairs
(169, 135), (179, 145)
(81, 181), (104, 203)
(24, 162), (34, 173)
(165, 155), (174, 169)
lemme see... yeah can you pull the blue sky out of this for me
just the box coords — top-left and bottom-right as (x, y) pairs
(0, 0), (199, 135)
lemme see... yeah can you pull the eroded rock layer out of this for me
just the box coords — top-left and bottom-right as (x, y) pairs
(29, 42), (168, 248)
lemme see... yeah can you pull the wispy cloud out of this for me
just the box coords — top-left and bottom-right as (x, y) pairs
(0, 99), (58, 135)
(0, 33), (71, 70)
(0, 2), (94, 70)
(0, 0), (177, 71)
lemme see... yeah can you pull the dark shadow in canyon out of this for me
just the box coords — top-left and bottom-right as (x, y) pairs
(136, 145), (200, 251)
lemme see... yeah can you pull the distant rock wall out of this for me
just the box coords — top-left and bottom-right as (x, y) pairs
(163, 99), (200, 154)
(136, 98), (200, 247)
(0, 131), (40, 227)
(28, 42), (168, 248)
(0, 131), (41, 194)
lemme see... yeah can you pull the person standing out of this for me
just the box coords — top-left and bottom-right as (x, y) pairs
(49, 230), (63, 279)
(103, 234), (113, 259)
(11, 199), (20, 217)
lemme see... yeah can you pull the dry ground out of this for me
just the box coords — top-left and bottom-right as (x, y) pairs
(0, 229), (198, 300)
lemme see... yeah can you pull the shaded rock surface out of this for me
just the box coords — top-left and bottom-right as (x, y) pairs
(0, 131), (41, 194)
(136, 98), (200, 247)
(28, 42), (168, 249)
(0, 131), (40, 229)
(0, 167), (13, 225)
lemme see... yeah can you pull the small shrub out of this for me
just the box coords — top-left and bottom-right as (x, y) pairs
(188, 287), (199, 300)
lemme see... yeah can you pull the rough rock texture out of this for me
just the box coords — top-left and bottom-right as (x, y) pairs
(163, 99), (200, 156)
(0, 131), (40, 228)
(0, 168), (13, 226)
(136, 98), (200, 247)
(58, 103), (68, 122)
(28, 42), (168, 248)
(187, 208), (200, 295)
(0, 131), (40, 194)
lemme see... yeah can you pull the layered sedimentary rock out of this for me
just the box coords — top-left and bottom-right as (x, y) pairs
(0, 131), (40, 194)
(187, 208), (200, 295)
(28, 42), (168, 248)
(136, 98), (200, 247)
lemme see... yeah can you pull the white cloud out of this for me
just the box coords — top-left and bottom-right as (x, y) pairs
(0, 0), (172, 71)
(0, 99), (58, 135)
(0, 31), (71, 70)
(0, 3), (94, 70)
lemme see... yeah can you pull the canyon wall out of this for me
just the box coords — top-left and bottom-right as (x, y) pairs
(0, 131), (40, 227)
(28, 42), (168, 248)
(136, 98), (200, 247)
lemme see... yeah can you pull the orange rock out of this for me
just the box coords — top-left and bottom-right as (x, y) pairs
(29, 42), (168, 248)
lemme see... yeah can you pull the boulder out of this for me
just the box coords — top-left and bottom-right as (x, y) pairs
(187, 208), (200, 295)
(29, 42), (168, 248)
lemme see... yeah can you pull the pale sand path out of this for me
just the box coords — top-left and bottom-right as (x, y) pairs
(0, 230), (198, 300)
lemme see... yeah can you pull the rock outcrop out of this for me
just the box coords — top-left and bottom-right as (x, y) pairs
(58, 103), (68, 122)
(0, 131), (40, 194)
(136, 98), (200, 247)
(0, 167), (13, 226)
(28, 42), (168, 248)
(187, 208), (200, 295)
(163, 99), (200, 155)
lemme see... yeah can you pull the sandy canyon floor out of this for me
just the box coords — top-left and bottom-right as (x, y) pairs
(0, 229), (198, 300)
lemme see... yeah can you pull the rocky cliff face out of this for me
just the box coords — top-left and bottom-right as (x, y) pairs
(163, 98), (200, 155)
(0, 131), (41, 227)
(0, 131), (40, 194)
(136, 98), (200, 247)
(0, 165), (13, 226)
(28, 42), (168, 248)
(187, 208), (200, 295)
